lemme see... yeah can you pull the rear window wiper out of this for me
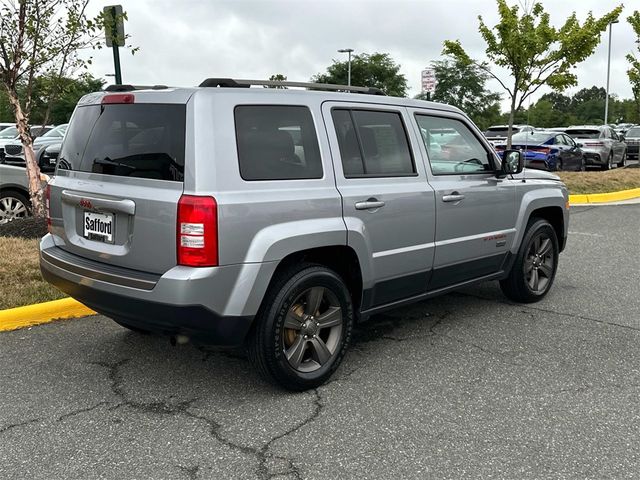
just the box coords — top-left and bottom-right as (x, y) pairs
(94, 157), (137, 170)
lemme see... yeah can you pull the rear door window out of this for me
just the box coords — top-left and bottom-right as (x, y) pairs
(234, 105), (323, 181)
(58, 104), (186, 182)
(331, 109), (415, 177)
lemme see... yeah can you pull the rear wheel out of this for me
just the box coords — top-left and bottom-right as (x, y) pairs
(500, 218), (559, 303)
(602, 152), (613, 171)
(617, 150), (626, 168)
(577, 156), (586, 172)
(0, 190), (30, 225)
(248, 264), (353, 391)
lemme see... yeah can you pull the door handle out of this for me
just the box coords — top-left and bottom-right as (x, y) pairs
(442, 192), (465, 203)
(61, 190), (136, 215)
(355, 199), (386, 210)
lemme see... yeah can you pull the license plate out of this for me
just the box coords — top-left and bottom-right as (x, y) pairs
(83, 211), (114, 243)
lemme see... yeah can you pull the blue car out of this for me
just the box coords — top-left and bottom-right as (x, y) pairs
(495, 131), (585, 171)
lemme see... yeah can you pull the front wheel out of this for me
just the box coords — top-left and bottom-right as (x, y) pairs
(500, 219), (559, 303)
(248, 264), (354, 391)
(0, 190), (30, 225)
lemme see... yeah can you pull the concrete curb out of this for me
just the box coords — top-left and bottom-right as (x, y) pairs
(569, 188), (640, 204)
(0, 298), (95, 332)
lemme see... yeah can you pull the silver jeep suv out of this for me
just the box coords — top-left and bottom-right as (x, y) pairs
(40, 79), (569, 390)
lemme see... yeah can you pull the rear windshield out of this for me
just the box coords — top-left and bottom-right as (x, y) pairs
(58, 104), (185, 182)
(484, 127), (519, 136)
(511, 132), (552, 143)
(565, 129), (600, 139)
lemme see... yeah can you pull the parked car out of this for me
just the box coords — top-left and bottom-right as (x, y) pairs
(40, 80), (569, 390)
(483, 124), (535, 145)
(0, 164), (31, 224)
(565, 125), (626, 170)
(495, 131), (585, 171)
(624, 125), (640, 161)
(0, 122), (15, 132)
(2, 124), (62, 163)
(0, 125), (55, 163)
(38, 143), (62, 173)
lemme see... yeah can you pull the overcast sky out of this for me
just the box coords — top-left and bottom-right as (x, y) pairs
(85, 0), (636, 111)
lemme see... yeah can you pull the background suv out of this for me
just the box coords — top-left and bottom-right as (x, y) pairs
(483, 124), (535, 145)
(565, 125), (626, 170)
(623, 125), (639, 161)
(40, 80), (569, 390)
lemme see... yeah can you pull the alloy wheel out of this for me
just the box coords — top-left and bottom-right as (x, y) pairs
(525, 233), (555, 293)
(0, 196), (28, 224)
(282, 286), (343, 373)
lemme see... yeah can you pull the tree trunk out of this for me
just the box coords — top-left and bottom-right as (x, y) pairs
(6, 89), (45, 217)
(506, 94), (517, 149)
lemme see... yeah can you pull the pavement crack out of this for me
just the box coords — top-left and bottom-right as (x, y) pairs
(0, 418), (41, 435)
(56, 402), (110, 422)
(453, 291), (640, 334)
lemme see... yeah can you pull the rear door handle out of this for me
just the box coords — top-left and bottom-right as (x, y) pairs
(442, 192), (465, 203)
(355, 199), (386, 210)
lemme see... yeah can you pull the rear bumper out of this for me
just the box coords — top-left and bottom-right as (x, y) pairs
(39, 235), (278, 345)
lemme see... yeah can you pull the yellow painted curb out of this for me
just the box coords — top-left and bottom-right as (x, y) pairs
(569, 187), (640, 204)
(0, 298), (95, 332)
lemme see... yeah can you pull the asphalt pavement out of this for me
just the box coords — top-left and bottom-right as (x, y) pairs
(1, 204), (639, 479)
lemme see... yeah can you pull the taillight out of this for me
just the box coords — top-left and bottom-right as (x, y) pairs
(526, 146), (551, 154)
(177, 195), (218, 267)
(45, 184), (51, 233)
(102, 94), (134, 104)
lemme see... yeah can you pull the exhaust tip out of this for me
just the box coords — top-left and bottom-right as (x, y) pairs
(170, 334), (190, 346)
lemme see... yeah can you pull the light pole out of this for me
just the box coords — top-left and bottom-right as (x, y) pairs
(604, 19), (619, 125)
(338, 48), (354, 86)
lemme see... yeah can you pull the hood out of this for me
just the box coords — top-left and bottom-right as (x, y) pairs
(512, 168), (561, 181)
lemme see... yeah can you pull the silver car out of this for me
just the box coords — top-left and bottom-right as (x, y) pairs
(0, 164), (31, 224)
(484, 124), (536, 145)
(40, 79), (569, 390)
(565, 125), (626, 170)
(3, 123), (66, 163)
(623, 125), (640, 161)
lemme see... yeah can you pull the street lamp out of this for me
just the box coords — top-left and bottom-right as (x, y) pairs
(604, 19), (619, 125)
(338, 48), (354, 86)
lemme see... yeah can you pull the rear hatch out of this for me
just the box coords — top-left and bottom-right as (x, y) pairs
(50, 90), (191, 274)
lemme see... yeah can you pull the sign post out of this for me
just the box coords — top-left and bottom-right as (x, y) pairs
(421, 68), (437, 101)
(104, 5), (125, 85)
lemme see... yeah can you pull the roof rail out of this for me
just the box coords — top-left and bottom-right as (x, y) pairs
(104, 84), (169, 92)
(198, 78), (385, 95)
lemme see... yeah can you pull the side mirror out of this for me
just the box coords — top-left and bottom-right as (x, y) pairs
(501, 149), (524, 175)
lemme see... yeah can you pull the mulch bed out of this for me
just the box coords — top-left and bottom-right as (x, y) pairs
(0, 217), (48, 239)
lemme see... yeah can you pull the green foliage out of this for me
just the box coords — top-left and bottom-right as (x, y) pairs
(443, 0), (622, 146)
(415, 58), (502, 131)
(627, 11), (640, 118)
(312, 53), (408, 97)
(266, 74), (288, 89)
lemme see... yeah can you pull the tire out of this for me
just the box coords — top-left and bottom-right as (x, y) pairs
(577, 156), (586, 172)
(248, 264), (354, 391)
(500, 218), (559, 303)
(617, 150), (626, 168)
(602, 152), (613, 171)
(0, 190), (30, 224)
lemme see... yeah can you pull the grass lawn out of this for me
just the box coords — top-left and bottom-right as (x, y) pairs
(0, 236), (65, 310)
(557, 167), (640, 194)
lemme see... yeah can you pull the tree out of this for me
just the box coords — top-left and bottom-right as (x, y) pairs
(443, 0), (622, 147)
(0, 0), (133, 216)
(627, 11), (640, 120)
(312, 52), (408, 97)
(415, 58), (502, 130)
(266, 73), (288, 89)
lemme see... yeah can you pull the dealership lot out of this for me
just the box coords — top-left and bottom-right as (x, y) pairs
(1, 204), (639, 479)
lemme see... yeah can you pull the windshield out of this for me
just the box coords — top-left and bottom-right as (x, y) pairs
(511, 132), (552, 144)
(58, 103), (186, 182)
(0, 126), (18, 139)
(566, 129), (600, 139)
(625, 127), (640, 137)
(40, 124), (68, 139)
